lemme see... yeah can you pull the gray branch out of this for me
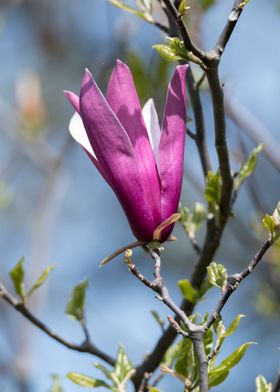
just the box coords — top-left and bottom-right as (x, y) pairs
(0, 282), (115, 367)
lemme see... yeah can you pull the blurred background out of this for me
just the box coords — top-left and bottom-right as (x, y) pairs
(0, 0), (279, 391)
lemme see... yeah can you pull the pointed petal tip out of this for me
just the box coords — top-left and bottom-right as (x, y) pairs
(175, 64), (189, 78)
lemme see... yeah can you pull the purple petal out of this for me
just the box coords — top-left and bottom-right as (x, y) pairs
(79, 69), (160, 241)
(64, 90), (80, 112)
(158, 65), (188, 229)
(106, 60), (161, 224)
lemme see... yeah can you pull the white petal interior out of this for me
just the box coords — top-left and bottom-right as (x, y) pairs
(142, 98), (161, 168)
(69, 112), (97, 160)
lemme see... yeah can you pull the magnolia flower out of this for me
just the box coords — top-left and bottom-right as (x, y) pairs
(65, 60), (187, 243)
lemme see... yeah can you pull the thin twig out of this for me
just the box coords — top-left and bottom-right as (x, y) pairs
(215, 0), (248, 57)
(161, 0), (207, 65)
(204, 238), (272, 330)
(0, 282), (115, 366)
(137, 372), (152, 392)
(127, 251), (208, 391)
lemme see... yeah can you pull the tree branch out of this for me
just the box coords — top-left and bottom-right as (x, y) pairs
(206, 67), (233, 224)
(204, 238), (272, 330)
(0, 282), (115, 367)
(215, 0), (247, 57)
(161, 0), (207, 64)
(126, 250), (208, 391)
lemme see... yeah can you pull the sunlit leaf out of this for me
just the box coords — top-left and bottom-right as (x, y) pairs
(65, 279), (88, 321)
(28, 265), (55, 296)
(67, 372), (110, 388)
(207, 262), (228, 291)
(209, 342), (255, 387)
(178, 279), (198, 304)
(114, 345), (134, 383)
(263, 202), (280, 241)
(108, 0), (153, 22)
(255, 375), (272, 392)
(9, 257), (26, 303)
(234, 144), (264, 189)
(153, 44), (181, 62)
(175, 338), (197, 381)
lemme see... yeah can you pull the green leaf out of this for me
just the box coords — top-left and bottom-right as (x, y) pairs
(255, 375), (272, 392)
(213, 315), (245, 355)
(65, 279), (88, 321)
(67, 372), (110, 388)
(9, 257), (26, 303)
(205, 171), (221, 205)
(94, 363), (113, 381)
(178, 279), (198, 304)
(49, 375), (63, 392)
(179, 203), (206, 241)
(234, 144), (264, 189)
(178, 0), (190, 14)
(224, 314), (245, 338)
(153, 44), (181, 62)
(108, 0), (154, 23)
(209, 342), (255, 388)
(27, 265), (55, 296)
(204, 327), (213, 356)
(114, 345), (134, 383)
(262, 202), (280, 241)
(148, 388), (161, 392)
(161, 342), (182, 367)
(151, 310), (165, 330)
(175, 338), (197, 381)
(207, 262), (228, 291)
(154, 38), (204, 66)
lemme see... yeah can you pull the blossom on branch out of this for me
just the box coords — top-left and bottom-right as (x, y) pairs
(65, 60), (188, 243)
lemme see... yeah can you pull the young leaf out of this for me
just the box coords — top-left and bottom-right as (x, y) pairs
(28, 265), (55, 296)
(262, 202), (280, 241)
(108, 0), (148, 21)
(65, 279), (88, 321)
(153, 44), (181, 62)
(114, 345), (134, 383)
(94, 363), (113, 381)
(179, 202), (206, 241)
(234, 144), (264, 189)
(175, 338), (197, 381)
(161, 341), (182, 367)
(178, 279), (198, 304)
(67, 372), (110, 388)
(49, 375), (63, 392)
(207, 262), (228, 291)
(255, 375), (272, 392)
(205, 171), (221, 205)
(223, 314), (245, 338)
(204, 326), (214, 356)
(148, 387), (161, 392)
(209, 342), (255, 388)
(178, 0), (190, 14)
(9, 257), (26, 303)
(151, 310), (165, 330)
